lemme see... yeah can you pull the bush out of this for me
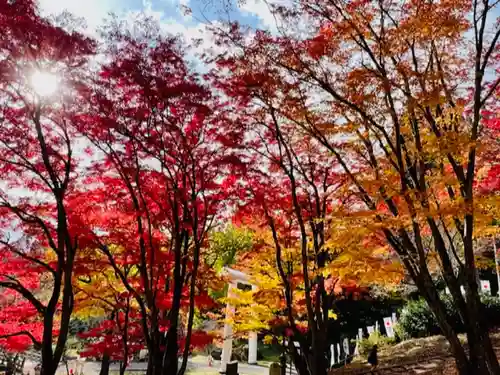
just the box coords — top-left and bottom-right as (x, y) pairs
(358, 331), (395, 355)
(398, 298), (440, 338)
(393, 323), (409, 342)
(479, 294), (500, 327)
(399, 293), (500, 339)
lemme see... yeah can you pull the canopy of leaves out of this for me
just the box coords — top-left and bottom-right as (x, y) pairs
(207, 225), (254, 271)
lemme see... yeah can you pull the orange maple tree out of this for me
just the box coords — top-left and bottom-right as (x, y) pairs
(222, 115), (401, 374)
(212, 0), (500, 373)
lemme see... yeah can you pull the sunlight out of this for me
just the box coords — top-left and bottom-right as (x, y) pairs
(30, 70), (58, 97)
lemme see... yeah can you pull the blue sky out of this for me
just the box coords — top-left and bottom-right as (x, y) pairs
(36, 0), (277, 72)
(36, 0), (499, 75)
(37, 0), (274, 40)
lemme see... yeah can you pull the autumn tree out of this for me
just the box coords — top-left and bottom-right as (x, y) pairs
(206, 225), (254, 271)
(78, 311), (143, 375)
(0, 295), (43, 353)
(74, 17), (236, 375)
(212, 0), (500, 373)
(213, 100), (401, 375)
(74, 247), (143, 375)
(476, 109), (500, 290)
(0, 1), (95, 375)
(225, 223), (400, 368)
(479, 109), (500, 194)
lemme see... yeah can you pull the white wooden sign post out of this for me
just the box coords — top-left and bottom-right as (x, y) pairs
(354, 328), (363, 356)
(481, 280), (491, 295)
(343, 338), (349, 362)
(494, 238), (500, 296)
(391, 312), (397, 324)
(383, 317), (395, 338)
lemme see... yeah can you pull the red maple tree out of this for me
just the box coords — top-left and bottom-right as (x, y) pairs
(79, 310), (144, 375)
(74, 18), (235, 375)
(0, 1), (95, 375)
(479, 109), (500, 194)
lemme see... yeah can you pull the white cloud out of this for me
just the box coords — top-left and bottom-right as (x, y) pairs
(161, 0), (191, 19)
(37, 0), (123, 33)
(156, 20), (225, 69)
(36, 0), (226, 72)
(37, 0), (194, 38)
(239, 0), (277, 31)
(141, 0), (165, 20)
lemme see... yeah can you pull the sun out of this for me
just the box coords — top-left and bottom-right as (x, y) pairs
(30, 70), (59, 97)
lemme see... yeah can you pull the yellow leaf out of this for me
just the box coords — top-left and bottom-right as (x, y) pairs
(328, 310), (337, 320)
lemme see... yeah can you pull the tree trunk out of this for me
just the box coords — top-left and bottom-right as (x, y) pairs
(417, 271), (500, 375)
(309, 331), (328, 375)
(421, 276), (470, 367)
(483, 331), (500, 374)
(289, 346), (309, 375)
(416, 282), (500, 375)
(119, 361), (127, 375)
(463, 287), (500, 375)
(162, 327), (179, 375)
(312, 352), (328, 375)
(6, 356), (15, 375)
(178, 243), (202, 375)
(153, 348), (165, 375)
(146, 349), (154, 375)
(40, 340), (56, 375)
(99, 354), (111, 375)
(145, 334), (164, 375)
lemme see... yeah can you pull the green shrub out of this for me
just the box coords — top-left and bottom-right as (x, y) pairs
(392, 323), (409, 342)
(398, 298), (441, 338)
(479, 294), (500, 327)
(358, 331), (395, 355)
(399, 293), (500, 339)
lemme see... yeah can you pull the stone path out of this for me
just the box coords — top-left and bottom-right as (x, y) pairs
(22, 357), (287, 375)
(22, 355), (451, 375)
(24, 353), (452, 375)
